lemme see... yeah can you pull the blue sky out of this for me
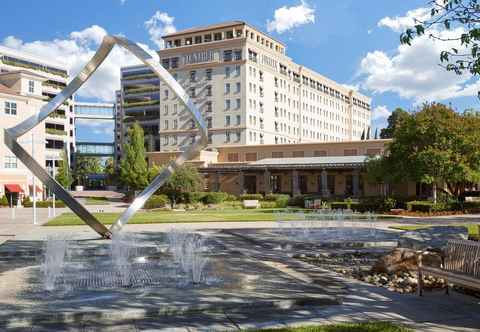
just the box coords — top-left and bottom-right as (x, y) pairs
(1, 0), (479, 140)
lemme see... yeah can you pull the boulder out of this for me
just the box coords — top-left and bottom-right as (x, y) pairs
(398, 226), (468, 250)
(371, 248), (442, 274)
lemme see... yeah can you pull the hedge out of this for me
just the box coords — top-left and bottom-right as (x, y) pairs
(406, 201), (435, 212)
(239, 194), (263, 201)
(264, 194), (290, 208)
(288, 195), (306, 208)
(0, 195), (8, 207)
(23, 200), (66, 208)
(144, 195), (169, 209)
(203, 192), (229, 204)
(260, 201), (277, 209)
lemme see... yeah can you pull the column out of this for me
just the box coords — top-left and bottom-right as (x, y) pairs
(238, 171), (245, 195)
(264, 169), (272, 195)
(321, 169), (329, 197)
(292, 169), (300, 196)
(213, 172), (220, 192)
(353, 169), (360, 197)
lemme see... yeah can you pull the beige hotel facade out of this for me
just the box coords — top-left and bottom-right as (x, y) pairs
(119, 21), (372, 153)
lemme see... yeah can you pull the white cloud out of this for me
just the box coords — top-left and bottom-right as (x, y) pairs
(378, 7), (430, 32)
(372, 105), (391, 120)
(267, 1), (315, 34)
(1, 25), (158, 102)
(144, 11), (176, 49)
(358, 26), (479, 103)
(120, 0), (126, 4)
(342, 83), (360, 92)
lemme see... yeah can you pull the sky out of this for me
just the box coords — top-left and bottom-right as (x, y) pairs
(1, 0), (479, 140)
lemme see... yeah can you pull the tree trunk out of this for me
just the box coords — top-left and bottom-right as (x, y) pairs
(432, 182), (437, 204)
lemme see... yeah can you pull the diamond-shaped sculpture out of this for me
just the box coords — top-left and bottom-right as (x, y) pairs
(4, 36), (208, 239)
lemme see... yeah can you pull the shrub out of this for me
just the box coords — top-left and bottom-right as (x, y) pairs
(202, 192), (228, 204)
(0, 195), (9, 207)
(264, 194), (290, 208)
(22, 196), (31, 206)
(144, 195), (169, 209)
(330, 201), (350, 210)
(23, 200), (66, 208)
(239, 194), (263, 201)
(288, 195), (306, 208)
(355, 197), (397, 212)
(224, 193), (238, 201)
(183, 192), (206, 204)
(407, 201), (435, 212)
(260, 201), (277, 209)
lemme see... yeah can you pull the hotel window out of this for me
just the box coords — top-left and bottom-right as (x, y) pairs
(225, 132), (231, 143)
(235, 98), (241, 109)
(208, 133), (213, 144)
(206, 85), (212, 96)
(206, 117), (212, 129)
(236, 29), (242, 37)
(162, 58), (170, 69)
(28, 80), (34, 93)
(206, 101), (212, 112)
(236, 115), (241, 125)
(171, 57), (179, 68)
(190, 135), (196, 144)
(225, 83), (230, 94)
(259, 71), (263, 81)
(173, 104), (178, 114)
(185, 37), (192, 45)
(194, 36), (202, 44)
(314, 150), (327, 157)
(190, 70), (196, 82)
(164, 120), (168, 129)
(173, 119), (178, 129)
(225, 115), (231, 126)
(189, 88), (196, 98)
(204, 34), (212, 42)
(292, 151), (304, 158)
(225, 99), (231, 110)
(214, 32), (222, 41)
(227, 152), (239, 162)
(344, 149), (357, 156)
(272, 151), (284, 158)
(163, 105), (168, 115)
(206, 68), (212, 80)
(225, 66), (231, 78)
(172, 135), (178, 145)
(4, 101), (17, 115)
(226, 30), (234, 39)
(174, 39), (181, 47)
(190, 119), (195, 129)
(164, 89), (169, 99)
(223, 50), (233, 62)
(163, 136), (169, 145)
(4, 156), (17, 168)
(234, 50), (242, 61)
(235, 132), (241, 142)
(234, 65), (240, 76)
(245, 152), (257, 162)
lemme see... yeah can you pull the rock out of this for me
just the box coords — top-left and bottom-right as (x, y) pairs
(398, 226), (468, 250)
(371, 248), (442, 274)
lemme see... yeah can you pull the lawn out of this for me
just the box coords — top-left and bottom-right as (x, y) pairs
(250, 321), (411, 332)
(390, 224), (480, 237)
(84, 197), (110, 205)
(44, 208), (302, 226)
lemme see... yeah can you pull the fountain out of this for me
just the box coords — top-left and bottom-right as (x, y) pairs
(42, 235), (68, 291)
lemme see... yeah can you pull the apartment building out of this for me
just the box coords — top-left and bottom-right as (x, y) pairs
(118, 21), (371, 154)
(0, 46), (74, 203)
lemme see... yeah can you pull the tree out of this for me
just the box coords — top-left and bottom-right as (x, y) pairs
(158, 164), (203, 207)
(74, 156), (103, 186)
(119, 122), (149, 192)
(56, 150), (73, 189)
(400, 1), (480, 94)
(380, 108), (411, 139)
(104, 158), (117, 186)
(368, 103), (480, 201)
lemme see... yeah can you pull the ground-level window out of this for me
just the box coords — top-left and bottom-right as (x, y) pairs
(4, 156), (17, 168)
(5, 101), (17, 115)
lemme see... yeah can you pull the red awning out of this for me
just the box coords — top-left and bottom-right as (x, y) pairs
(29, 185), (43, 193)
(5, 184), (24, 193)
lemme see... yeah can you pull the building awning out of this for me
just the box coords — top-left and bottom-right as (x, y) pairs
(29, 185), (43, 193)
(5, 184), (24, 193)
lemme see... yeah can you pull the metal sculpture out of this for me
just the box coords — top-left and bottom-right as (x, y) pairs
(4, 35), (208, 238)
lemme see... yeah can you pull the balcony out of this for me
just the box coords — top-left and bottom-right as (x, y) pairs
(122, 100), (160, 109)
(45, 128), (67, 136)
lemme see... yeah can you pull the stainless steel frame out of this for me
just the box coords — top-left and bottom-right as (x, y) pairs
(4, 35), (208, 238)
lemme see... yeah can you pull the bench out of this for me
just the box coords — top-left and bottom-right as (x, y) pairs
(243, 200), (259, 209)
(418, 239), (480, 296)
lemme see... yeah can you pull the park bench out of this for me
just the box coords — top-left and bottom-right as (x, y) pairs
(243, 200), (259, 209)
(418, 239), (480, 296)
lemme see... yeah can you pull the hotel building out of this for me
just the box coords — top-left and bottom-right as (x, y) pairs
(0, 46), (75, 203)
(118, 21), (371, 154)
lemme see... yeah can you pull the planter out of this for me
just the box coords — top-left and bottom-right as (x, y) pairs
(106, 185), (117, 191)
(75, 185), (84, 192)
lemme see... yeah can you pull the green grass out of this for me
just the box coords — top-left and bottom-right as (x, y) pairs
(44, 208), (302, 226)
(249, 321), (412, 332)
(390, 224), (480, 237)
(84, 197), (110, 205)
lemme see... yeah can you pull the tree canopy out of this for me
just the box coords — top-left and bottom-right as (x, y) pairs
(367, 103), (480, 199)
(157, 164), (203, 207)
(119, 122), (149, 192)
(73, 156), (103, 186)
(380, 108), (411, 139)
(55, 150), (73, 189)
(400, 0), (480, 90)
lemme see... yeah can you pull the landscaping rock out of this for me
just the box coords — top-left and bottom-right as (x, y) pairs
(398, 226), (468, 250)
(371, 248), (442, 274)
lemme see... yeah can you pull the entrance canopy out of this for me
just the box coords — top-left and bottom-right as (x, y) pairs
(29, 185), (43, 193)
(5, 184), (24, 193)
